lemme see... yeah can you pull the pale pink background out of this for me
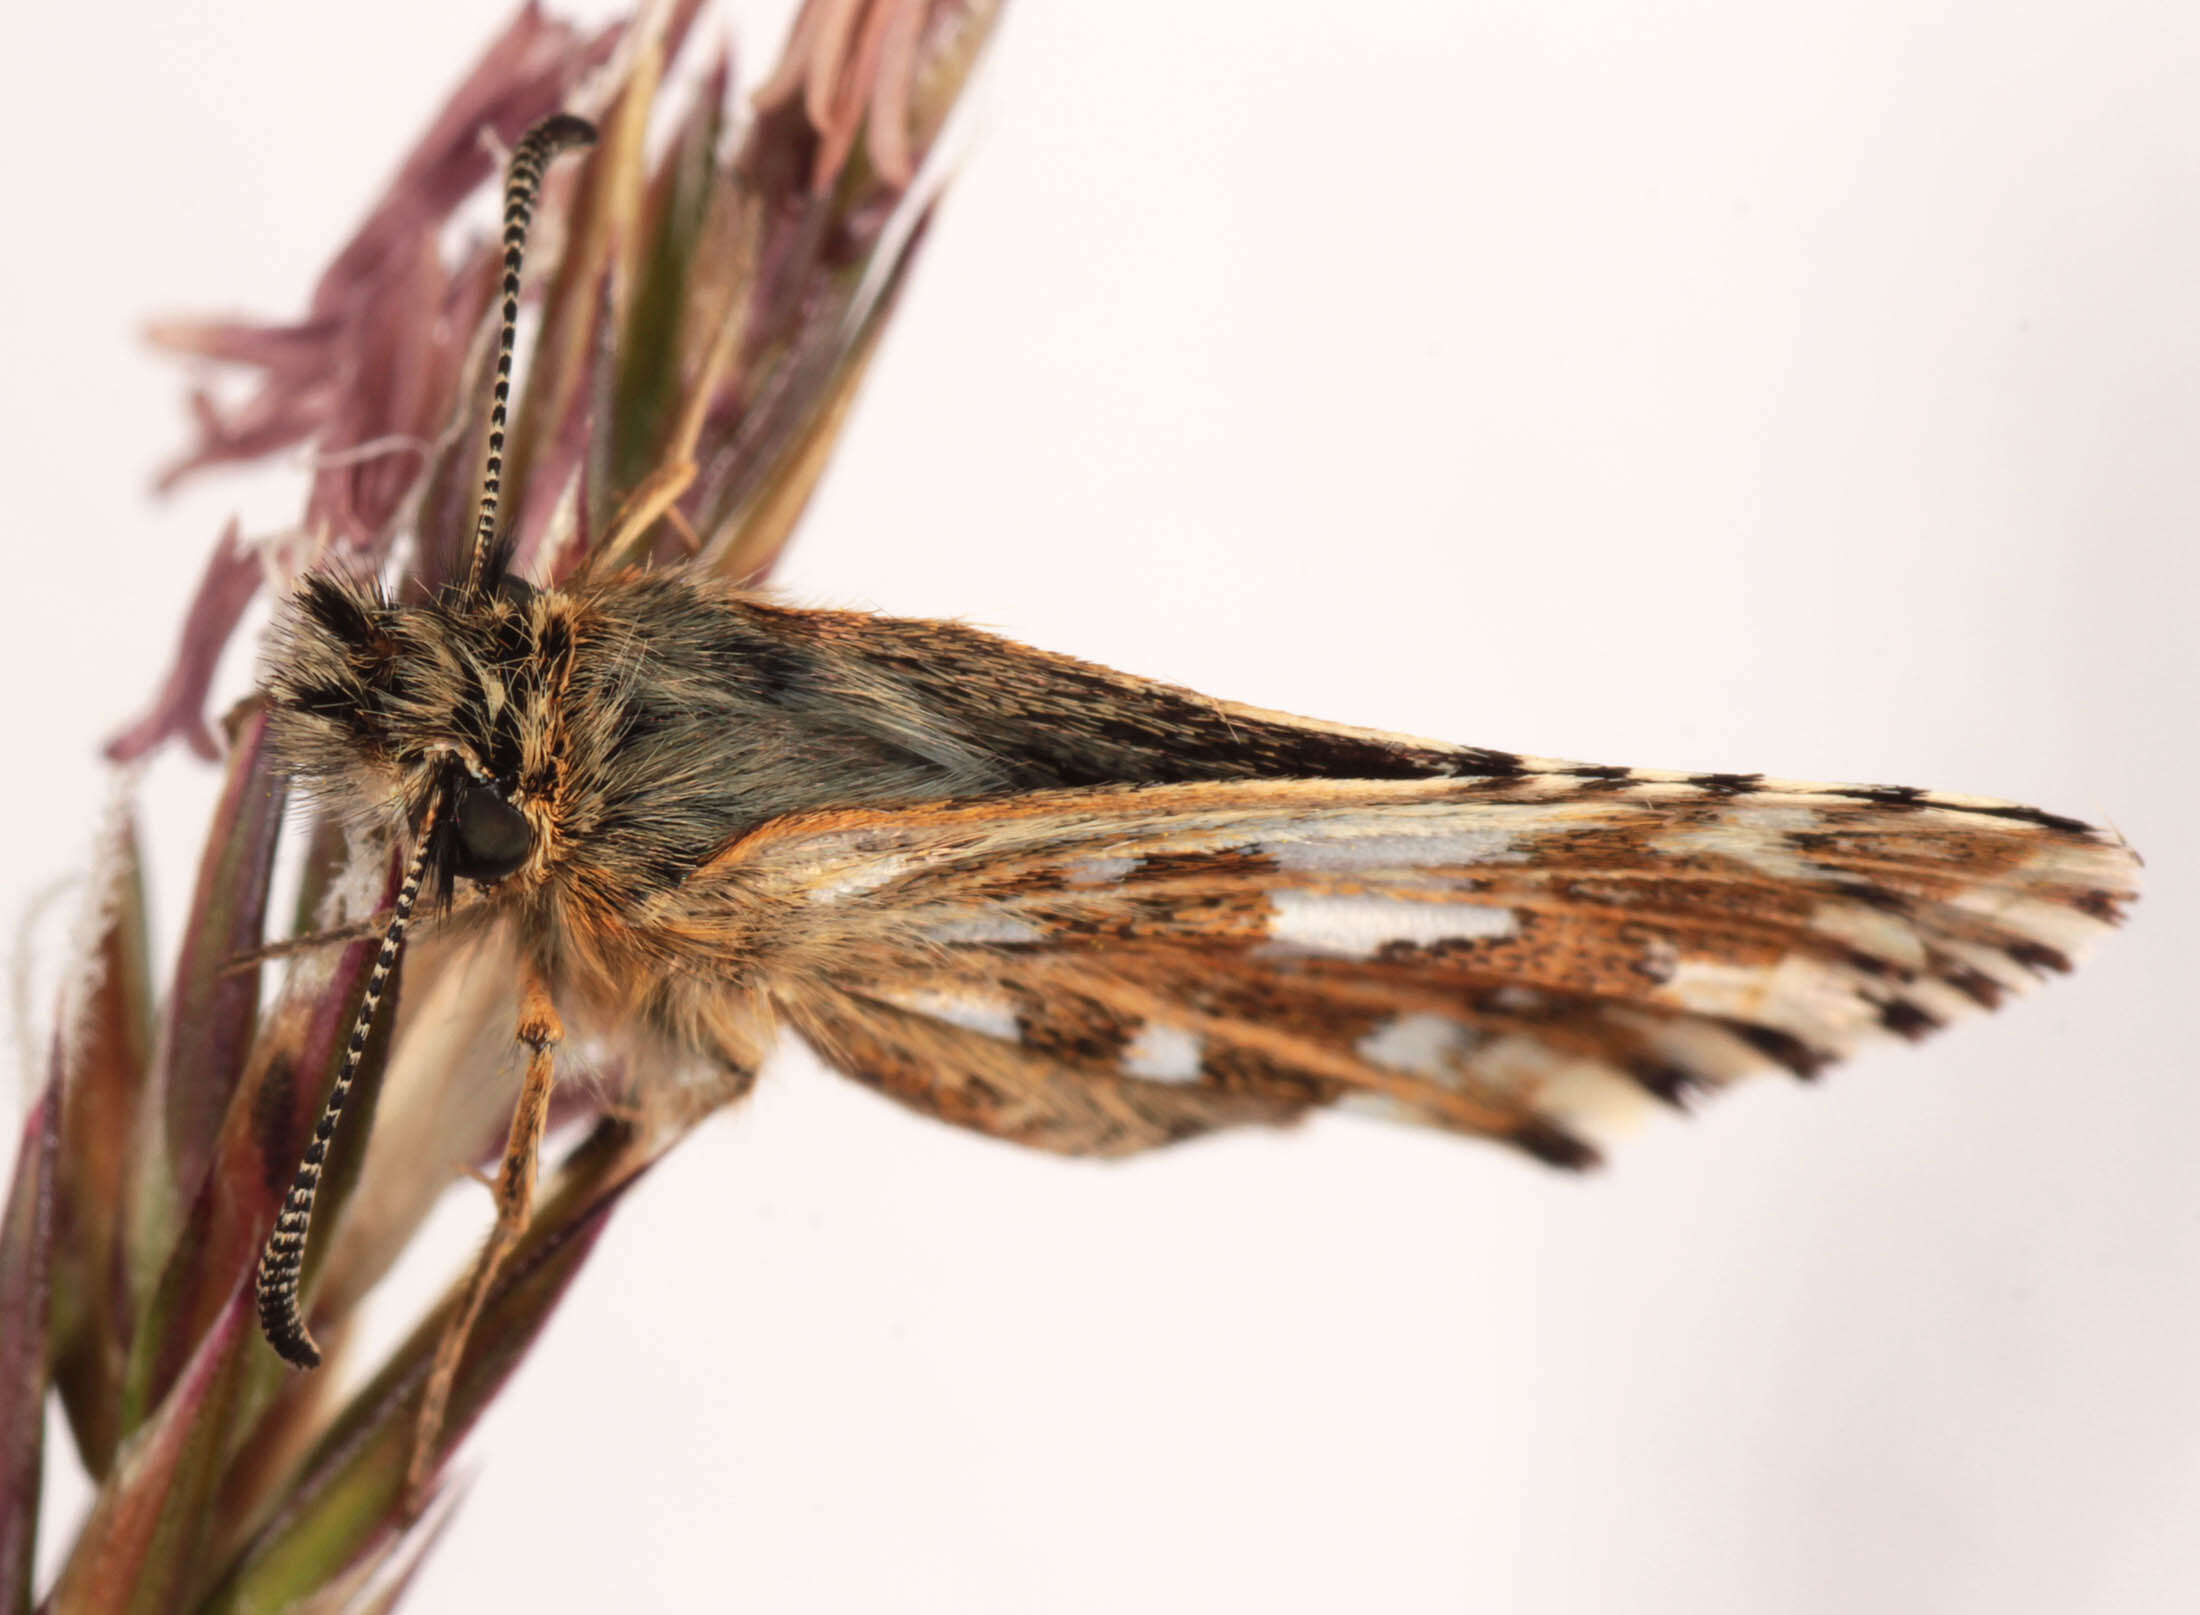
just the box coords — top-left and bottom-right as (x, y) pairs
(3, 2), (2195, 1610)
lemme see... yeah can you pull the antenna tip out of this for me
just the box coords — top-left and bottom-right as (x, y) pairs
(258, 1243), (326, 1368)
(260, 1303), (324, 1371)
(533, 113), (598, 155)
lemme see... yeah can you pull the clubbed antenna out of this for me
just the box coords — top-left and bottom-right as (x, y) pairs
(256, 805), (440, 1368)
(461, 113), (599, 598)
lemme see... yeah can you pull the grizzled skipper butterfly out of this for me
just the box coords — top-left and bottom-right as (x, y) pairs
(252, 117), (2139, 1497)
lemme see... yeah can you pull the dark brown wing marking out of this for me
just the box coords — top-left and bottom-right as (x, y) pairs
(659, 770), (2135, 1163)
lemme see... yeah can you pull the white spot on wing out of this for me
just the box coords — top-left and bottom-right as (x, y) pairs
(1065, 855), (1138, 886)
(923, 913), (1045, 945)
(1121, 1020), (1204, 1083)
(1265, 894), (1516, 958)
(879, 986), (1021, 1042)
(1356, 1013), (1479, 1082)
(807, 855), (910, 903)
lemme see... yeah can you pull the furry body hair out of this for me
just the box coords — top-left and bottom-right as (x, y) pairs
(260, 568), (1506, 1069)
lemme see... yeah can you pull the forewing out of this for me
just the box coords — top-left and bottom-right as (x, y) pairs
(681, 769), (2137, 1164)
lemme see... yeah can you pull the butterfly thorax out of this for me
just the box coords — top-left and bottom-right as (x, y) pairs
(265, 569), (1511, 919)
(262, 570), (1090, 936)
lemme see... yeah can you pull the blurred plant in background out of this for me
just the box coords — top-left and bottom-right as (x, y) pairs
(0, 1), (1001, 1606)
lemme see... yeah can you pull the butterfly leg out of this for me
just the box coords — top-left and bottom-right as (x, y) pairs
(405, 969), (563, 1513)
(220, 914), (391, 974)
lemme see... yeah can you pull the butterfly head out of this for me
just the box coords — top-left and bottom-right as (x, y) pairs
(262, 569), (559, 898)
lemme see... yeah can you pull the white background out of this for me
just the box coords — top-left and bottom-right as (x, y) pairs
(5, 2), (2197, 1611)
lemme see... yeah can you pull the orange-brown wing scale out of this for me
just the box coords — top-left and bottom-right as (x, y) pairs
(659, 770), (2136, 1164)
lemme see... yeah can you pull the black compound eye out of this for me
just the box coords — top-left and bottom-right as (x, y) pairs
(451, 781), (533, 882)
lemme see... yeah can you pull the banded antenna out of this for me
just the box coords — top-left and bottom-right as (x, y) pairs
(256, 800), (439, 1368)
(461, 113), (598, 598)
(257, 113), (595, 1369)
